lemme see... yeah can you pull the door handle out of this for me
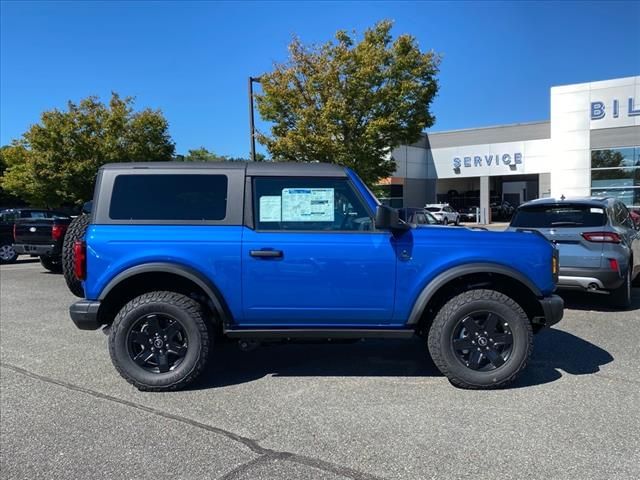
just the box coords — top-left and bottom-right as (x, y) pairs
(250, 249), (283, 258)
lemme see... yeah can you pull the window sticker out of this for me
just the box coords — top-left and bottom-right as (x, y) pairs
(590, 208), (604, 214)
(259, 196), (282, 222)
(281, 188), (334, 222)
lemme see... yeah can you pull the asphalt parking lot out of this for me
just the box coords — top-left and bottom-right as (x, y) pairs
(1, 260), (639, 480)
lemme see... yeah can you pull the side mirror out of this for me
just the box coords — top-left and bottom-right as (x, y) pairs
(375, 205), (409, 232)
(82, 201), (93, 215)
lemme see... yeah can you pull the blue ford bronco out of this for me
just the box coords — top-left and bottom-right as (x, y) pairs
(66, 162), (563, 391)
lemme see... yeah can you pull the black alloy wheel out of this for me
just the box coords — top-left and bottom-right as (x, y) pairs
(127, 313), (189, 374)
(451, 312), (513, 371)
(427, 289), (532, 389)
(108, 291), (211, 391)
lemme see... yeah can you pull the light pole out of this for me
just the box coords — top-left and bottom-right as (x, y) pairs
(248, 76), (262, 162)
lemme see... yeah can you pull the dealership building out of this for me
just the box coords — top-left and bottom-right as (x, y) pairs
(386, 76), (640, 222)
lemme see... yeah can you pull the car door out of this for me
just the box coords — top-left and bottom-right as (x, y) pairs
(241, 176), (397, 327)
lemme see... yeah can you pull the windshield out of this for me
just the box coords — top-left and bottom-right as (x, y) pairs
(510, 205), (607, 228)
(425, 207), (440, 212)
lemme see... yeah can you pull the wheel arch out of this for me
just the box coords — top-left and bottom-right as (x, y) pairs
(407, 263), (545, 334)
(97, 262), (232, 328)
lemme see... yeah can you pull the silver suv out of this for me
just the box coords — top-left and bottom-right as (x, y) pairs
(508, 197), (640, 307)
(425, 204), (460, 225)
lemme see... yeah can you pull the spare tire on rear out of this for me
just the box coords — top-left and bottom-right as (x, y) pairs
(62, 214), (90, 298)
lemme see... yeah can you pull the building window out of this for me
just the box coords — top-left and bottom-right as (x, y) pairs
(377, 184), (404, 208)
(590, 147), (640, 209)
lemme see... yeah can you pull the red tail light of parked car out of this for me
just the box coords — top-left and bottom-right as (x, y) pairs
(52, 224), (68, 241)
(581, 231), (621, 243)
(74, 240), (86, 280)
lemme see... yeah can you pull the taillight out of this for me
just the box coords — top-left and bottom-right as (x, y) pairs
(608, 258), (619, 272)
(74, 240), (86, 280)
(52, 224), (67, 241)
(581, 231), (621, 243)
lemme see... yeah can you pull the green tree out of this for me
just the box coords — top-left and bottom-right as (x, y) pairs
(181, 147), (266, 162)
(255, 20), (440, 185)
(184, 147), (227, 162)
(0, 93), (175, 207)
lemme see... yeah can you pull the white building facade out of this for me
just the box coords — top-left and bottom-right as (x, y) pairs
(387, 76), (640, 222)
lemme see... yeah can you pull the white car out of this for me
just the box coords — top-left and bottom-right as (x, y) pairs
(425, 204), (460, 225)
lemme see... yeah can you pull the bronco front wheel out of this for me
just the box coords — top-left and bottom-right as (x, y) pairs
(427, 289), (532, 389)
(108, 291), (211, 392)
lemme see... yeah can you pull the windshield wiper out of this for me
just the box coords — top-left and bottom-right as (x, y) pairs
(550, 221), (583, 226)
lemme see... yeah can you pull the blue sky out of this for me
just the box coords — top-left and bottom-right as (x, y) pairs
(1, 1), (639, 157)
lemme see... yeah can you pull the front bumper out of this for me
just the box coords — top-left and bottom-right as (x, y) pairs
(538, 294), (564, 327)
(14, 243), (58, 256)
(69, 300), (102, 330)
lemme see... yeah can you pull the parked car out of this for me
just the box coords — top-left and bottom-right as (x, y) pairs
(13, 211), (72, 272)
(491, 201), (515, 221)
(398, 208), (440, 225)
(508, 197), (640, 307)
(425, 204), (460, 225)
(67, 161), (562, 392)
(458, 206), (479, 223)
(0, 220), (17, 264)
(1, 208), (65, 264)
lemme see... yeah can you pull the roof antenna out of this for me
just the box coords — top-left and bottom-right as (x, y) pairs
(560, 194), (565, 201)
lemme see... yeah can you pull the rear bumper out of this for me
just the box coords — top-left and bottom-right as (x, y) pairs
(13, 243), (59, 256)
(558, 266), (623, 292)
(69, 300), (102, 330)
(538, 294), (564, 328)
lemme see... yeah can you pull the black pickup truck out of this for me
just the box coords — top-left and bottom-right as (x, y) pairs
(12, 210), (72, 271)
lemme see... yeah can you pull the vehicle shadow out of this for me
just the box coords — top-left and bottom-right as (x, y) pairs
(512, 328), (613, 388)
(191, 328), (613, 391)
(557, 286), (640, 313)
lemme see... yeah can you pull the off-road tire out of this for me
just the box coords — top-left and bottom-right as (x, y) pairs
(610, 266), (632, 309)
(0, 242), (18, 264)
(427, 289), (533, 389)
(108, 291), (211, 392)
(40, 255), (62, 273)
(62, 214), (90, 297)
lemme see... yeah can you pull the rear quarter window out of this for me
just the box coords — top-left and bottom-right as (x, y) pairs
(109, 174), (228, 221)
(510, 205), (607, 228)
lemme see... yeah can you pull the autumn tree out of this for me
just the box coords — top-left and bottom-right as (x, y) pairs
(255, 20), (440, 185)
(0, 93), (175, 207)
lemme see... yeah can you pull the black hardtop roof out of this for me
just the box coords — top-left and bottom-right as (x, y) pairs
(100, 161), (348, 177)
(519, 196), (615, 209)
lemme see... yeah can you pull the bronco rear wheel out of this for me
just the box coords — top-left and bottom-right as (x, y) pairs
(62, 214), (90, 297)
(108, 291), (211, 392)
(427, 289), (532, 389)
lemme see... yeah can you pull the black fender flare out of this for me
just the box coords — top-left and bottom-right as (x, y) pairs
(406, 263), (542, 326)
(98, 262), (232, 325)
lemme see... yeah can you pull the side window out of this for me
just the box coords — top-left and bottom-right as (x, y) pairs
(253, 177), (372, 231)
(617, 203), (633, 228)
(414, 213), (427, 225)
(109, 174), (228, 221)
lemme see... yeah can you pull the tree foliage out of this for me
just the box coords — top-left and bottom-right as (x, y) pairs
(255, 20), (440, 185)
(181, 147), (265, 163)
(183, 147), (227, 162)
(0, 93), (175, 207)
